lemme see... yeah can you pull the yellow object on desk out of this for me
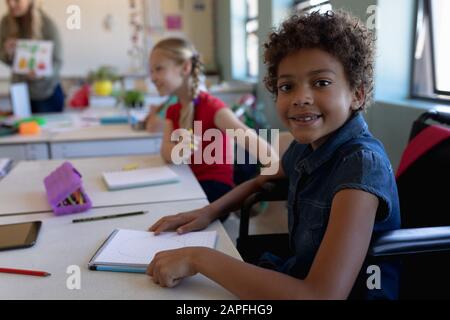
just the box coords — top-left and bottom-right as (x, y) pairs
(122, 163), (139, 171)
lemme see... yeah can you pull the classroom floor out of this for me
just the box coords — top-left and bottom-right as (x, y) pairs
(222, 201), (289, 246)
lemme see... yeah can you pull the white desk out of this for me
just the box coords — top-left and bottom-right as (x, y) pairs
(0, 133), (51, 161)
(0, 111), (162, 161)
(0, 200), (240, 300)
(50, 125), (161, 159)
(0, 155), (206, 216)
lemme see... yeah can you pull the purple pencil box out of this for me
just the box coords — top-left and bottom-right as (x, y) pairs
(44, 162), (92, 215)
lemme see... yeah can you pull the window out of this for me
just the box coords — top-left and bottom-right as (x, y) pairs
(294, 0), (332, 14)
(245, 0), (259, 78)
(430, 0), (450, 95)
(412, 0), (450, 101)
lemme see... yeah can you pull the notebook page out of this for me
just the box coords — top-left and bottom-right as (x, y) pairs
(93, 229), (217, 266)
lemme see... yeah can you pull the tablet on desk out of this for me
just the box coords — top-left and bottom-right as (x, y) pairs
(0, 221), (41, 251)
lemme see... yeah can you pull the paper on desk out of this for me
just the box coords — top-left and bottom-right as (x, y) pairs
(102, 166), (179, 191)
(92, 229), (217, 266)
(43, 113), (100, 133)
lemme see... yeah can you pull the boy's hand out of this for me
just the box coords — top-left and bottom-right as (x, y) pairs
(149, 208), (213, 235)
(146, 247), (200, 288)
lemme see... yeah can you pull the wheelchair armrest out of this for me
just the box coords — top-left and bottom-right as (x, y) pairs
(419, 108), (450, 126)
(369, 226), (450, 257)
(239, 179), (289, 240)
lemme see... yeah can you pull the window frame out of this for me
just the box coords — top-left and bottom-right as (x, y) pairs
(411, 0), (450, 104)
(294, 0), (332, 14)
(244, 0), (259, 79)
(428, 0), (450, 96)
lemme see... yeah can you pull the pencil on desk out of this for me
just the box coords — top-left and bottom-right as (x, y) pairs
(72, 211), (148, 223)
(0, 267), (51, 277)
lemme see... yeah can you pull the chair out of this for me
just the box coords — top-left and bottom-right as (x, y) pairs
(236, 109), (450, 299)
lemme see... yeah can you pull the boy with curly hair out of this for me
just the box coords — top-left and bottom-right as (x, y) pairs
(145, 10), (400, 300)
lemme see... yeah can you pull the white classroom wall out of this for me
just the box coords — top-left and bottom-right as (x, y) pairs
(0, 0), (216, 79)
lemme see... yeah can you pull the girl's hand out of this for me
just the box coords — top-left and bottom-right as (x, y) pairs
(149, 207), (213, 235)
(4, 38), (17, 58)
(146, 247), (201, 288)
(145, 107), (164, 132)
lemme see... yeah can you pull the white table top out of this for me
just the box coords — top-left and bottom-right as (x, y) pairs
(0, 110), (161, 145)
(0, 200), (240, 300)
(50, 124), (161, 143)
(0, 132), (51, 145)
(0, 156), (206, 216)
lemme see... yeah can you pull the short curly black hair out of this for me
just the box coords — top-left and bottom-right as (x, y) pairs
(264, 10), (375, 109)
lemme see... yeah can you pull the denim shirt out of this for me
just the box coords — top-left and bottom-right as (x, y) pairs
(280, 113), (401, 299)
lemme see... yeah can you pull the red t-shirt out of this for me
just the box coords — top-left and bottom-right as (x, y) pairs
(166, 92), (234, 186)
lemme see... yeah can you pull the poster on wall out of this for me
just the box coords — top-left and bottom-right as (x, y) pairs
(166, 15), (182, 30)
(13, 40), (54, 77)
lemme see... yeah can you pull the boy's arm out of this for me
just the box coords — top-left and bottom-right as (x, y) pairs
(150, 162), (286, 234)
(213, 189), (378, 299)
(150, 189), (378, 299)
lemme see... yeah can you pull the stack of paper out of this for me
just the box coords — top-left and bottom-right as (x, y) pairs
(102, 166), (179, 191)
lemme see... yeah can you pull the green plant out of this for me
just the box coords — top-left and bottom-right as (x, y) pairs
(87, 66), (120, 83)
(123, 90), (145, 108)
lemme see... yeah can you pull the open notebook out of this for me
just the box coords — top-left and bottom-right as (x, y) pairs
(89, 229), (217, 273)
(102, 166), (180, 191)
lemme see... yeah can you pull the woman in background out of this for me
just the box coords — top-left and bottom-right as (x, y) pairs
(0, 0), (64, 113)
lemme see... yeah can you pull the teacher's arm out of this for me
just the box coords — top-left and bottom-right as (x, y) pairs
(44, 15), (63, 77)
(0, 18), (14, 66)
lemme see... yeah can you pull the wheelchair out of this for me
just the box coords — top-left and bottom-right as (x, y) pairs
(237, 108), (450, 299)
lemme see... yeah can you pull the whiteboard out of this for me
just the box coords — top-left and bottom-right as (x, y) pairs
(0, 0), (146, 78)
